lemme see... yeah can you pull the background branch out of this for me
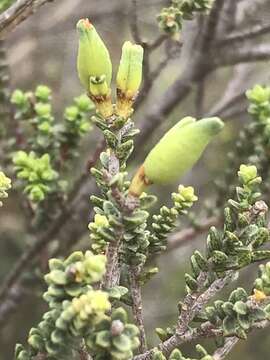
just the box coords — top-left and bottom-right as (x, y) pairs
(0, 0), (56, 38)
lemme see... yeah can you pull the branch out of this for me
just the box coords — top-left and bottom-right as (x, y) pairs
(130, 0), (143, 45)
(133, 271), (233, 360)
(0, 0), (56, 38)
(206, 64), (253, 117)
(215, 44), (270, 67)
(130, 267), (147, 353)
(133, 322), (221, 360)
(218, 22), (270, 47)
(195, 79), (206, 118)
(212, 337), (239, 360)
(177, 272), (233, 335)
(200, 0), (226, 51)
(167, 217), (220, 252)
(135, 42), (180, 109)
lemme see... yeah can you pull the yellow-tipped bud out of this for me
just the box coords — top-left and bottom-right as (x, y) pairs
(77, 19), (112, 90)
(76, 19), (114, 118)
(116, 41), (144, 118)
(89, 76), (113, 118)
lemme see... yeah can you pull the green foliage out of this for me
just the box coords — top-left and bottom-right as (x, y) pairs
(86, 307), (140, 360)
(12, 151), (58, 202)
(157, 0), (213, 37)
(254, 262), (270, 296)
(185, 164), (270, 293)
(44, 251), (107, 305)
(202, 270), (270, 340)
(9, 86), (94, 209)
(215, 84), (270, 207)
(15, 251), (139, 360)
(0, 170), (11, 206)
(153, 345), (213, 360)
(10, 86), (93, 160)
(246, 84), (270, 122)
(149, 185), (198, 254)
(0, 0), (14, 12)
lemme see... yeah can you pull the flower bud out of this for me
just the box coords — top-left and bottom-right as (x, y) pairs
(77, 19), (113, 118)
(77, 19), (112, 89)
(116, 41), (144, 118)
(0, 171), (11, 206)
(129, 116), (224, 196)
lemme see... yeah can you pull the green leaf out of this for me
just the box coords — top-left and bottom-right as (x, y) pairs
(112, 334), (131, 352)
(96, 330), (111, 348)
(233, 301), (248, 315)
(223, 315), (238, 336)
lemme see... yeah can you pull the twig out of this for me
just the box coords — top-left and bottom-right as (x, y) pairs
(219, 0), (237, 34)
(133, 318), (270, 360)
(200, 0), (226, 51)
(148, 35), (167, 51)
(218, 22), (270, 47)
(0, 281), (28, 326)
(78, 346), (92, 360)
(212, 337), (239, 360)
(195, 79), (205, 118)
(130, 0), (142, 45)
(102, 238), (122, 289)
(135, 43), (179, 109)
(215, 44), (270, 66)
(130, 267), (147, 353)
(206, 64), (253, 117)
(167, 217), (220, 252)
(0, 0), (56, 38)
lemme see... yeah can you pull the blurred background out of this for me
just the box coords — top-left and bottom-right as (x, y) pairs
(1, 0), (270, 358)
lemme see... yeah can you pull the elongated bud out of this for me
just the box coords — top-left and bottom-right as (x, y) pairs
(77, 19), (113, 118)
(116, 41), (144, 118)
(129, 116), (224, 196)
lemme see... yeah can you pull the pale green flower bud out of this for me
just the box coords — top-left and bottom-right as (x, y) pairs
(94, 214), (109, 228)
(116, 41), (144, 118)
(0, 171), (11, 206)
(77, 19), (113, 118)
(129, 117), (224, 196)
(238, 164), (261, 186)
(77, 19), (112, 90)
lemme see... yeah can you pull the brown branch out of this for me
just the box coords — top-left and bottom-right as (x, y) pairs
(218, 22), (270, 47)
(130, 267), (147, 353)
(132, 322), (220, 360)
(133, 318), (270, 360)
(195, 79), (206, 118)
(212, 337), (239, 360)
(215, 44), (270, 66)
(0, 0), (56, 38)
(177, 272), (233, 335)
(148, 35), (167, 51)
(206, 64), (253, 117)
(167, 217), (220, 252)
(135, 41), (180, 109)
(130, 0), (142, 45)
(200, 0), (226, 51)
